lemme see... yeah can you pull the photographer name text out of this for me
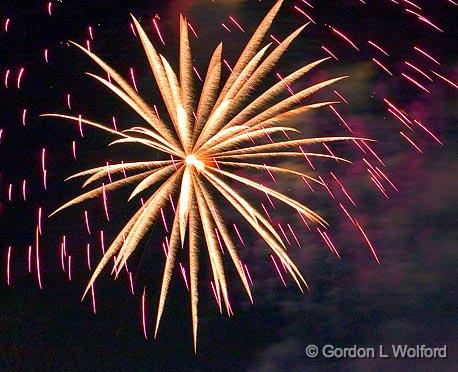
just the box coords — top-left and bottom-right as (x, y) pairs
(305, 344), (447, 359)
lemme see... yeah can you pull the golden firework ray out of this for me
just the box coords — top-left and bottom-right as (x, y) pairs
(41, 0), (360, 351)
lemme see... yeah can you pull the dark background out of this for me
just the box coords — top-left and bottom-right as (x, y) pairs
(0, 0), (457, 370)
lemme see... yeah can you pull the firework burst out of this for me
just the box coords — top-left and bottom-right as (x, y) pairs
(42, 1), (365, 349)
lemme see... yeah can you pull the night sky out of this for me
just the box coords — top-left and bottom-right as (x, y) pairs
(1, 1), (457, 371)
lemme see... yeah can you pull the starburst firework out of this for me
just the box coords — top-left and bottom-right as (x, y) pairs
(42, 1), (360, 349)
